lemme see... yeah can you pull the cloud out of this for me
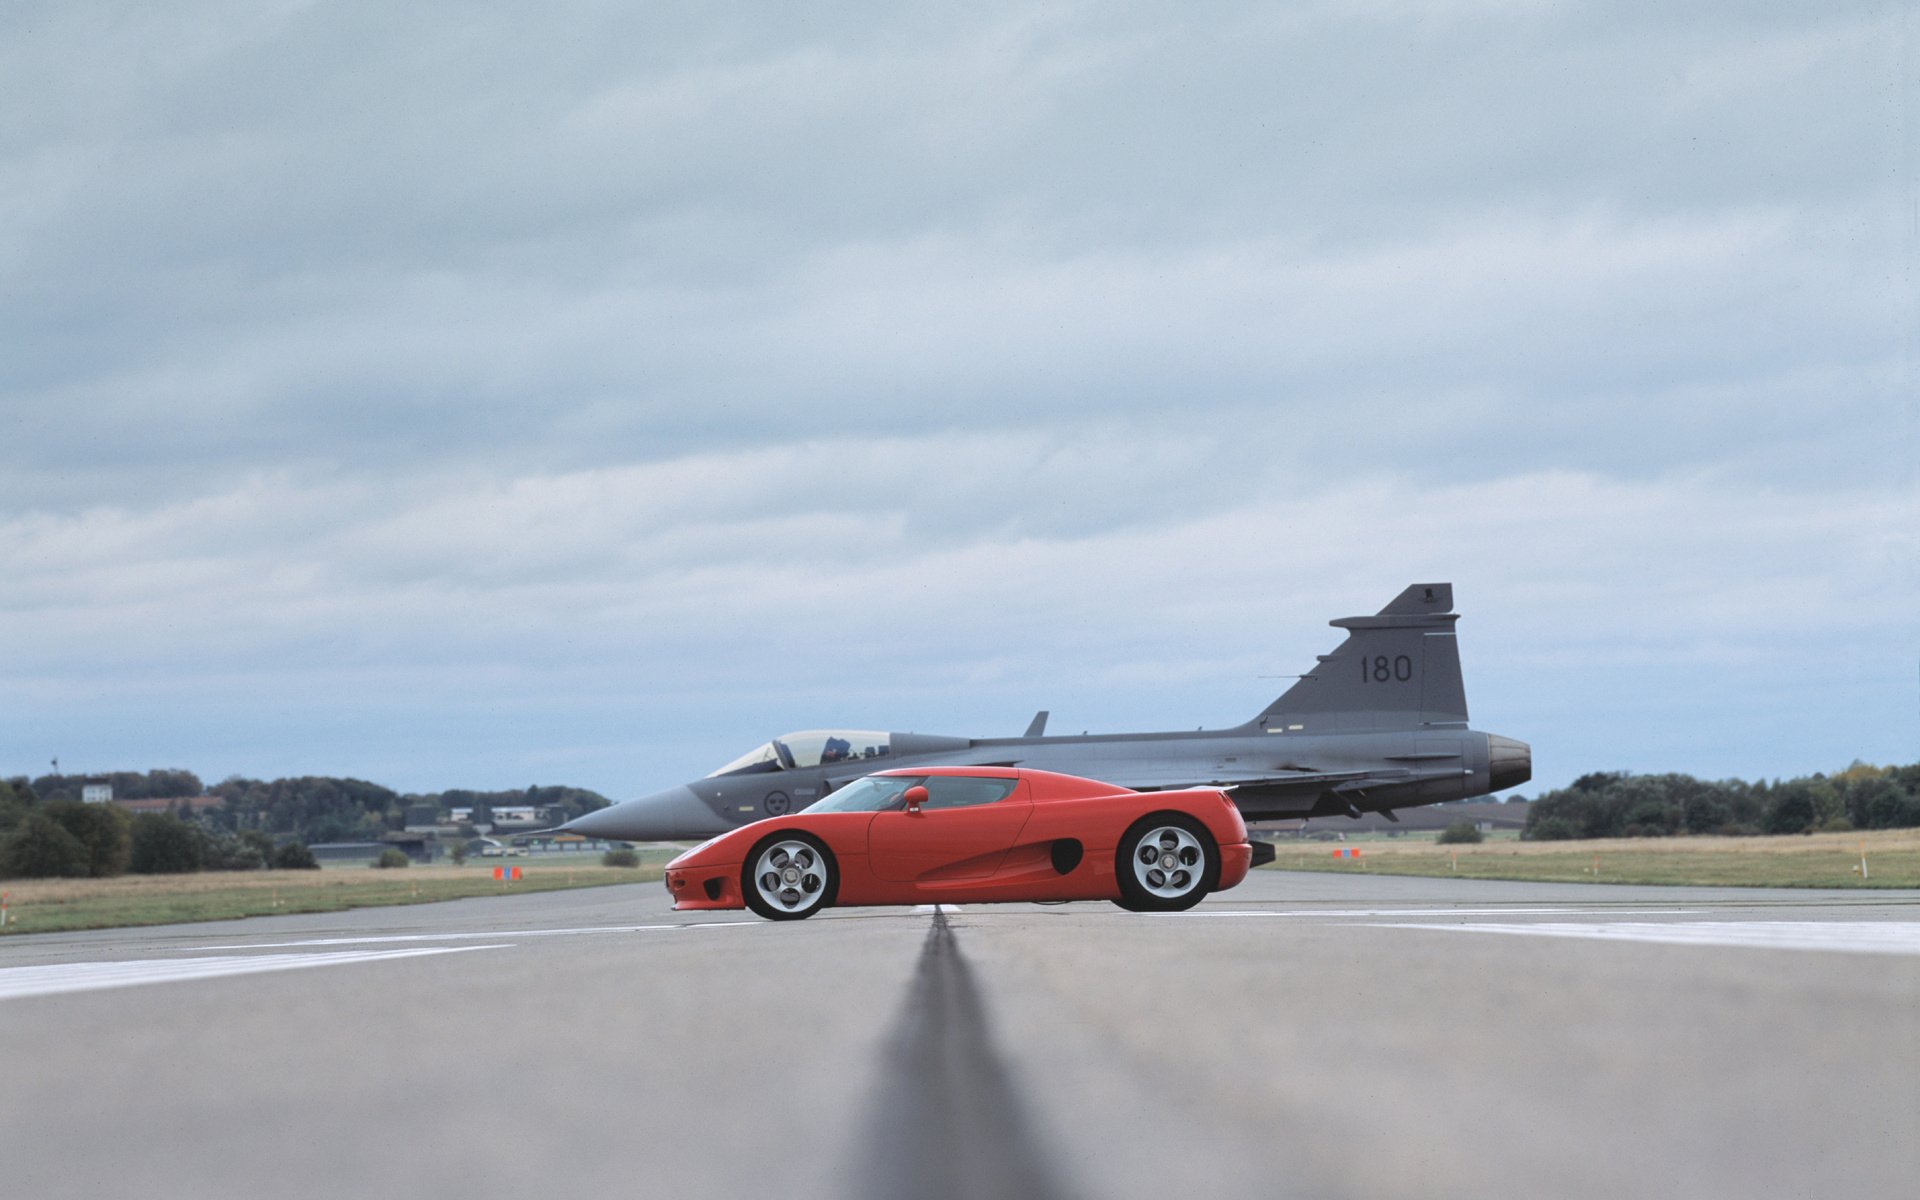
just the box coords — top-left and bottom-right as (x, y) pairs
(3, 440), (1911, 789)
(0, 2), (1910, 792)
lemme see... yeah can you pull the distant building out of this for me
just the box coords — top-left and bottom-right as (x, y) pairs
(448, 804), (550, 831)
(307, 841), (389, 865)
(378, 831), (439, 863)
(82, 781), (113, 804)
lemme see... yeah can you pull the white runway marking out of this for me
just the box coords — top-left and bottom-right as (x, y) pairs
(177, 921), (755, 951)
(1373, 921), (1920, 956)
(0, 946), (505, 1001)
(1170, 907), (1701, 919)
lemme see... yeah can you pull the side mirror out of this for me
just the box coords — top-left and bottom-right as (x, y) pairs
(901, 785), (929, 813)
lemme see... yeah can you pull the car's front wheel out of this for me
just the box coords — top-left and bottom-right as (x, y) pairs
(742, 833), (836, 921)
(1114, 815), (1217, 912)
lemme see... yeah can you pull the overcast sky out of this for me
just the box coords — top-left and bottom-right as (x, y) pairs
(3, 2), (1914, 801)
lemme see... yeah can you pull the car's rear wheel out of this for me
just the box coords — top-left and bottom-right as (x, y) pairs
(1114, 814), (1217, 912)
(742, 833), (836, 921)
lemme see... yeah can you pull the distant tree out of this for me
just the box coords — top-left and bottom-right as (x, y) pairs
(236, 830), (276, 868)
(1826, 767), (1920, 830)
(1523, 816), (1580, 841)
(1437, 820), (1484, 845)
(373, 848), (410, 869)
(42, 800), (131, 877)
(129, 814), (204, 874)
(272, 842), (318, 870)
(1763, 786), (1817, 835)
(29, 774), (80, 803)
(1682, 793), (1732, 834)
(1570, 771), (1629, 793)
(1855, 780), (1920, 830)
(189, 827), (257, 871)
(448, 841), (469, 866)
(1804, 779), (1845, 828)
(113, 769), (204, 800)
(0, 813), (92, 878)
(0, 779), (36, 835)
(602, 847), (640, 867)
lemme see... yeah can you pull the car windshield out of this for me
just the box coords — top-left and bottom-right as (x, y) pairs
(706, 730), (891, 778)
(808, 774), (1019, 814)
(808, 775), (921, 813)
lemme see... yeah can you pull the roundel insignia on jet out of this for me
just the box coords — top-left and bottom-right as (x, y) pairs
(764, 791), (790, 816)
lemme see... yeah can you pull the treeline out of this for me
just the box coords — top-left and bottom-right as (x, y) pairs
(26, 769), (205, 803)
(1522, 762), (1920, 840)
(0, 780), (317, 879)
(18, 771), (610, 845)
(204, 777), (609, 843)
(2, 771), (612, 880)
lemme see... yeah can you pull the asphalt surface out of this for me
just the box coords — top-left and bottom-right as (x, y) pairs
(3, 871), (1917, 1200)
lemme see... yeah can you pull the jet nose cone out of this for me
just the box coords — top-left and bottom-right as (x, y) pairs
(1488, 734), (1532, 791)
(562, 786), (729, 842)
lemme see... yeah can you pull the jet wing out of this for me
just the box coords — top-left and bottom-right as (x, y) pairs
(1083, 763), (1376, 791)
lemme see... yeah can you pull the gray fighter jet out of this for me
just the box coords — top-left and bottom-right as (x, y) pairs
(561, 583), (1530, 842)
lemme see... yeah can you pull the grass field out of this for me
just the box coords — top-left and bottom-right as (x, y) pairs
(0, 861), (667, 936)
(8, 829), (1916, 937)
(1265, 827), (1920, 888)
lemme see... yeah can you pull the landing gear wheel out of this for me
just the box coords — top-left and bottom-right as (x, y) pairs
(1114, 814), (1218, 913)
(742, 833), (836, 921)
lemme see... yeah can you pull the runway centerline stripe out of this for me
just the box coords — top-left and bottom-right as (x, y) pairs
(1370, 921), (1920, 956)
(854, 909), (1074, 1200)
(0, 946), (505, 1001)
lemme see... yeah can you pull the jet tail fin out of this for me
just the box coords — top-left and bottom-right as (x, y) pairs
(1249, 583), (1469, 731)
(1023, 710), (1049, 737)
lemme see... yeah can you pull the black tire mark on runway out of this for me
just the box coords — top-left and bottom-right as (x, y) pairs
(854, 909), (1077, 1200)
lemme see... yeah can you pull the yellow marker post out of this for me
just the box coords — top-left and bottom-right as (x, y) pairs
(1859, 841), (1869, 881)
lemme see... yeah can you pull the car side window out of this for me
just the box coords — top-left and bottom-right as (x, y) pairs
(921, 777), (1018, 811)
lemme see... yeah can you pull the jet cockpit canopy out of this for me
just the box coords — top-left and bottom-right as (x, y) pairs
(706, 730), (891, 777)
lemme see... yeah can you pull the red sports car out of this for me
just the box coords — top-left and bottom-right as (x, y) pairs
(663, 766), (1252, 920)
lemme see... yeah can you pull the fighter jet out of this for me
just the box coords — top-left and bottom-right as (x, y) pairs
(561, 583), (1530, 842)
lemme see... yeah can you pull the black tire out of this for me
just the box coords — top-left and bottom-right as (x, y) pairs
(741, 832), (837, 921)
(1113, 813), (1218, 913)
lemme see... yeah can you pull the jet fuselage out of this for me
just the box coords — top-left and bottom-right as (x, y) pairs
(561, 583), (1532, 843)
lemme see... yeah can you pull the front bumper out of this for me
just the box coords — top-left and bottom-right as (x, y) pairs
(665, 863), (745, 911)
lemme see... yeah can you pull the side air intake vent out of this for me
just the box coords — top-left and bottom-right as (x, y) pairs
(1050, 839), (1084, 875)
(703, 878), (723, 901)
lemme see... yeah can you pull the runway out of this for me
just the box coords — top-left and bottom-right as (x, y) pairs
(3, 871), (1916, 1199)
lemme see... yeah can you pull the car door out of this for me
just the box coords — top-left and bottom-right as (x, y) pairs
(866, 777), (1032, 883)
